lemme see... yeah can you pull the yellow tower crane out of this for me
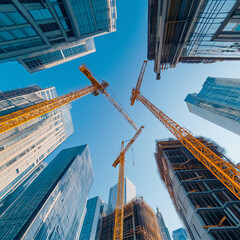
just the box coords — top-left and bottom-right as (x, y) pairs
(0, 64), (137, 135)
(130, 61), (240, 200)
(112, 126), (144, 240)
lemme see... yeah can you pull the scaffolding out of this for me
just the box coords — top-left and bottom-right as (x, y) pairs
(155, 138), (240, 240)
(100, 198), (162, 240)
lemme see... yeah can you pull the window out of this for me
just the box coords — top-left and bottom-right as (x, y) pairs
(24, 27), (37, 36)
(10, 29), (26, 39)
(54, 5), (63, 18)
(234, 25), (240, 31)
(30, 9), (53, 20)
(61, 20), (68, 30)
(224, 22), (237, 31)
(39, 22), (59, 32)
(0, 13), (14, 26)
(8, 12), (27, 24)
(0, 31), (15, 41)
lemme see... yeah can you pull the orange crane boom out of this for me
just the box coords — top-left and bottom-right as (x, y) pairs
(131, 61), (240, 200)
(79, 64), (138, 131)
(113, 126), (144, 240)
(0, 65), (137, 134)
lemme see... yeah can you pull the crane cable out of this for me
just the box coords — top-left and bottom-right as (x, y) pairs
(91, 72), (132, 119)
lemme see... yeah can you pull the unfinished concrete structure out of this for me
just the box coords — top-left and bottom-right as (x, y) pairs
(155, 138), (240, 240)
(99, 198), (162, 240)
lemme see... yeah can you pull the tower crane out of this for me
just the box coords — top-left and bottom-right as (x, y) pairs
(0, 64), (137, 134)
(112, 126), (144, 240)
(130, 61), (240, 200)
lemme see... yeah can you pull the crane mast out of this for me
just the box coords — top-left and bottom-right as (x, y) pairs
(113, 126), (144, 240)
(131, 61), (240, 200)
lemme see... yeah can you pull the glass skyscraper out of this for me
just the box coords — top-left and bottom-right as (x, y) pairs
(80, 196), (108, 240)
(172, 228), (189, 240)
(0, 85), (74, 201)
(0, 0), (117, 73)
(185, 77), (240, 135)
(156, 207), (172, 240)
(107, 177), (136, 214)
(0, 145), (94, 240)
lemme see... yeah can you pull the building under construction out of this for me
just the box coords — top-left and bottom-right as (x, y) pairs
(99, 198), (162, 240)
(148, 0), (240, 79)
(155, 138), (240, 240)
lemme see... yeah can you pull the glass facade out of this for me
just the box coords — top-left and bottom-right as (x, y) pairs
(0, 86), (74, 200)
(108, 177), (136, 214)
(183, 1), (240, 59)
(0, 0), (116, 73)
(69, 0), (117, 36)
(80, 196), (107, 240)
(185, 77), (240, 135)
(156, 208), (172, 240)
(172, 228), (189, 240)
(21, 38), (95, 72)
(0, 145), (94, 240)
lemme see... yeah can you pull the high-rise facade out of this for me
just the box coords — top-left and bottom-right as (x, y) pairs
(185, 77), (240, 135)
(0, 145), (94, 240)
(80, 196), (108, 240)
(100, 198), (162, 240)
(0, 85), (74, 201)
(148, 0), (240, 79)
(156, 207), (172, 240)
(107, 177), (136, 214)
(172, 228), (189, 240)
(0, 0), (117, 73)
(155, 138), (240, 240)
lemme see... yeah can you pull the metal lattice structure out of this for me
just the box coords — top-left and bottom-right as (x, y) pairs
(0, 85), (95, 134)
(130, 61), (240, 200)
(0, 65), (137, 134)
(79, 65), (138, 131)
(113, 126), (144, 240)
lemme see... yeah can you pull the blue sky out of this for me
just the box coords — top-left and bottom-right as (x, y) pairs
(1, 0), (240, 235)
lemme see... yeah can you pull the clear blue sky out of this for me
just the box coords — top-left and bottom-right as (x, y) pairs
(1, 0), (240, 235)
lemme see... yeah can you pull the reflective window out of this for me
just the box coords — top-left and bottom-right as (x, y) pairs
(8, 12), (27, 24)
(24, 27), (37, 36)
(234, 24), (240, 31)
(0, 31), (15, 41)
(224, 22), (237, 31)
(30, 9), (53, 20)
(0, 13), (14, 26)
(61, 19), (68, 30)
(39, 22), (59, 32)
(10, 29), (26, 39)
(54, 5), (63, 18)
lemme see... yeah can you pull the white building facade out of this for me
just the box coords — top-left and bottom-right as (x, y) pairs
(0, 86), (73, 201)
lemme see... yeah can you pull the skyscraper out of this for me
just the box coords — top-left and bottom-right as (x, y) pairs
(80, 196), (108, 240)
(0, 85), (74, 201)
(0, 145), (94, 240)
(0, 0), (117, 73)
(148, 0), (240, 79)
(172, 228), (189, 240)
(185, 77), (240, 136)
(108, 177), (136, 214)
(156, 207), (172, 240)
(155, 138), (240, 240)
(100, 198), (162, 240)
